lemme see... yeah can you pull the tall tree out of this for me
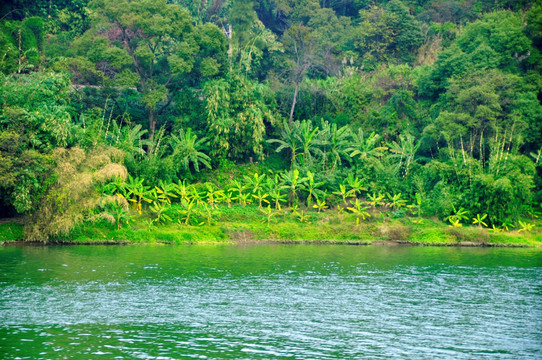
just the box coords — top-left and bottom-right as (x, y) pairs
(282, 25), (319, 121)
(80, 0), (226, 141)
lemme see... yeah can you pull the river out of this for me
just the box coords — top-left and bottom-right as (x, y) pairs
(1, 244), (541, 359)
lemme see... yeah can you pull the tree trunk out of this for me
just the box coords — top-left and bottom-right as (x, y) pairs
(289, 82), (299, 122)
(148, 108), (156, 143)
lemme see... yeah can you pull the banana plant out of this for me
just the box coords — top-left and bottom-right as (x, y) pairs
(333, 184), (349, 204)
(301, 171), (325, 208)
(366, 192), (385, 208)
(313, 198), (329, 213)
(347, 198), (371, 225)
(260, 205), (277, 224)
(144, 219), (155, 232)
(244, 172), (266, 194)
(267, 118), (302, 169)
(188, 185), (204, 206)
(448, 218), (462, 227)
(198, 203), (214, 226)
(522, 202), (541, 219)
(281, 169), (304, 206)
(101, 177), (129, 198)
(269, 188), (286, 210)
(345, 174), (366, 198)
(414, 192), (422, 217)
(472, 213), (488, 228)
(501, 221), (514, 232)
(320, 121), (352, 172)
(155, 180), (177, 204)
(518, 221), (535, 232)
(221, 191), (234, 208)
(104, 200), (132, 230)
(386, 193), (406, 209)
(264, 173), (286, 210)
(445, 204), (469, 225)
(150, 201), (172, 224)
(293, 209), (309, 223)
(229, 180), (245, 205)
(169, 127), (211, 173)
(406, 193), (422, 215)
(252, 190), (270, 210)
(298, 120), (323, 167)
(237, 192), (252, 206)
(178, 199), (195, 225)
(489, 224), (503, 232)
(125, 176), (153, 214)
(388, 133), (421, 178)
(347, 129), (387, 164)
(173, 179), (191, 203)
(204, 182), (224, 209)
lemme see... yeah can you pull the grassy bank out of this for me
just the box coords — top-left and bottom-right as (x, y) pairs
(2, 205), (541, 247)
(0, 221), (24, 243)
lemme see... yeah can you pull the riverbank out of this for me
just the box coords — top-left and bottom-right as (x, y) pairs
(1, 206), (541, 247)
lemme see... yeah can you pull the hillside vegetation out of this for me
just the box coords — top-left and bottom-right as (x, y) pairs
(0, 0), (541, 244)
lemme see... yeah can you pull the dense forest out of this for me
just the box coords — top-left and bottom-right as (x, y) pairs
(1, 0), (541, 241)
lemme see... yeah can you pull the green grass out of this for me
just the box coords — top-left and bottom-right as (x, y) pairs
(66, 222), (230, 245)
(0, 222), (24, 242)
(6, 205), (542, 247)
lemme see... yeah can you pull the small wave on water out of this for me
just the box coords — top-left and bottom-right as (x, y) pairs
(0, 245), (541, 359)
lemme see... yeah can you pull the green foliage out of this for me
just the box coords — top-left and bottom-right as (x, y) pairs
(0, 131), (54, 214)
(0, 72), (77, 215)
(0, 72), (74, 150)
(69, 0), (228, 140)
(169, 128), (211, 175)
(205, 72), (278, 161)
(25, 147), (127, 242)
(1, 0), (541, 239)
(355, 0), (423, 66)
(0, 17), (44, 74)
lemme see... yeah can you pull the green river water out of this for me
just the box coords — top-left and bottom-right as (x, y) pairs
(0, 244), (541, 359)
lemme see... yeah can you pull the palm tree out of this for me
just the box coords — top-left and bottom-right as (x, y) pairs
(170, 128), (211, 173)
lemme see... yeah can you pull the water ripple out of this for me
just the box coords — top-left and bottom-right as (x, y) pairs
(0, 245), (541, 359)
